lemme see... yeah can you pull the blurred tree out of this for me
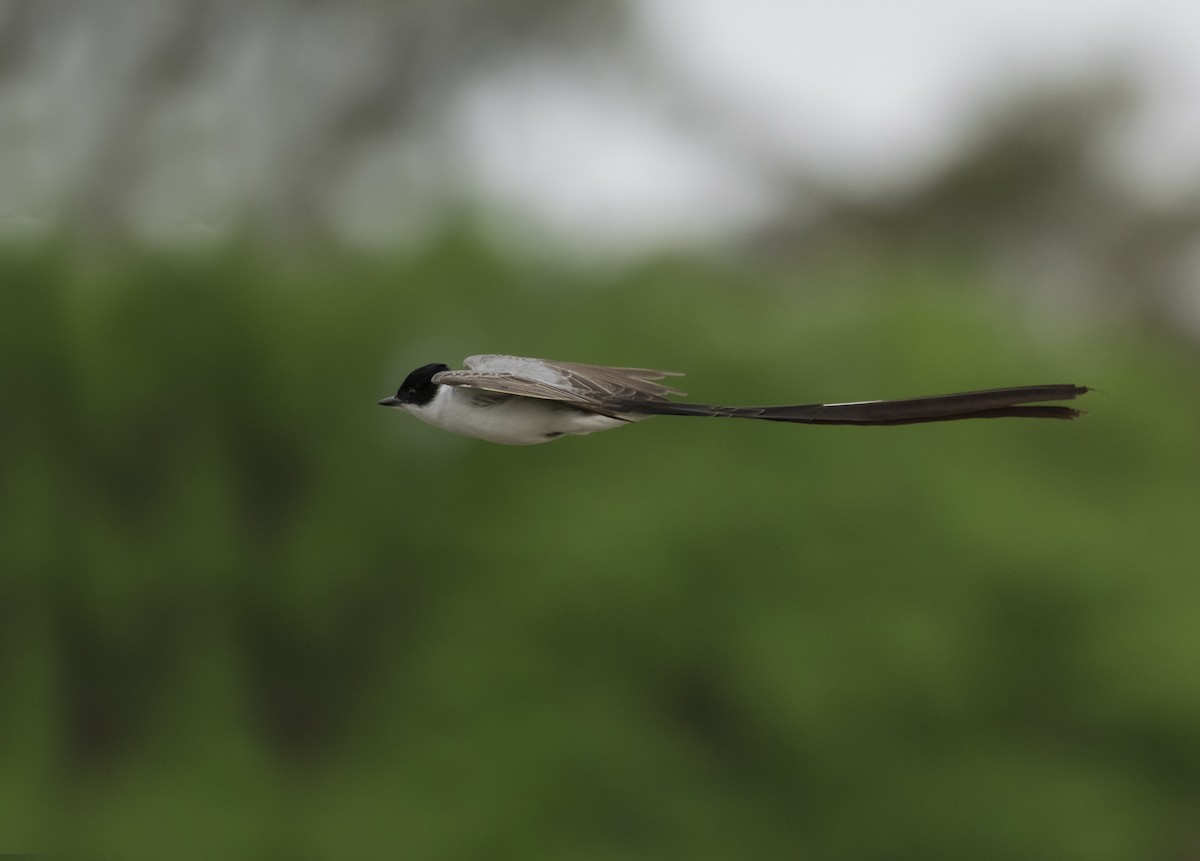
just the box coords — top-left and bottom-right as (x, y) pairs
(4, 243), (1200, 860)
(739, 80), (1200, 338)
(1, 0), (627, 244)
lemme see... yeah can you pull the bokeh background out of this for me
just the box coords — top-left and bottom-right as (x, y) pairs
(3, 1), (1200, 858)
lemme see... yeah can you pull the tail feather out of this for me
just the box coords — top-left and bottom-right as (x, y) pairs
(625, 385), (1089, 426)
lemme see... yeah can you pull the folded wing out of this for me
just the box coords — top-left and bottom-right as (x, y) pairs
(434, 355), (686, 408)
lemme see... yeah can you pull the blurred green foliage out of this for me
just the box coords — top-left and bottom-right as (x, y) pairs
(2, 236), (1199, 860)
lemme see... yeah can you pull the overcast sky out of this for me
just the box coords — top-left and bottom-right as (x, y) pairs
(456, 0), (1200, 253)
(6, 1), (1200, 253)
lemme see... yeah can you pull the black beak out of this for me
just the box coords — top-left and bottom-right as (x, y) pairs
(378, 396), (402, 407)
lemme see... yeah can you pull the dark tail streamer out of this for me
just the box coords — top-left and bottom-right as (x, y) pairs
(624, 385), (1089, 426)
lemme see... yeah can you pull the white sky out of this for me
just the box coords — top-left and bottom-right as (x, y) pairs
(8, 2), (1199, 253)
(454, 0), (1200, 253)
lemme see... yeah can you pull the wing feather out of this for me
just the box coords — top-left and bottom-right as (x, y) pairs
(439, 355), (687, 407)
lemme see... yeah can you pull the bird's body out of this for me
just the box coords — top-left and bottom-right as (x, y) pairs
(402, 384), (638, 445)
(379, 354), (1089, 445)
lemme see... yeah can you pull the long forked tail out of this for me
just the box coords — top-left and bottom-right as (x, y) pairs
(628, 385), (1089, 426)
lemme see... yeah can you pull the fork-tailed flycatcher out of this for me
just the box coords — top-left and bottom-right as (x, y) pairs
(378, 354), (1088, 445)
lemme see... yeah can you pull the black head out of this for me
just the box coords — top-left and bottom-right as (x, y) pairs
(379, 363), (449, 408)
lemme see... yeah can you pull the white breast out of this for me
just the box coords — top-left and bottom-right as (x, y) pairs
(409, 387), (639, 445)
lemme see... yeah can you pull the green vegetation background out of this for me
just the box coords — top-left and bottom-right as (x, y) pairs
(2, 237), (1199, 859)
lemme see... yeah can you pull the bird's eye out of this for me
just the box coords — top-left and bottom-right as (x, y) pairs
(405, 387), (417, 398)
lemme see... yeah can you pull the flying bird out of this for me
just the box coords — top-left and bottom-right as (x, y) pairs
(378, 354), (1088, 446)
